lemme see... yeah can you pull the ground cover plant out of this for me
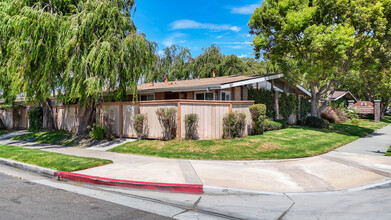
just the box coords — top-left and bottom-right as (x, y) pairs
(386, 145), (391, 156)
(109, 116), (391, 160)
(0, 145), (112, 172)
(12, 131), (74, 146)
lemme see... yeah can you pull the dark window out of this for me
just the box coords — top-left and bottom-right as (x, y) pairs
(196, 93), (205, 100)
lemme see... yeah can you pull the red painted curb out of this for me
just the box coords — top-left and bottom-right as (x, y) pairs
(54, 171), (203, 194)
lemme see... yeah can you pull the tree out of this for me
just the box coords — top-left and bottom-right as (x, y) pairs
(0, 0), (156, 133)
(248, 0), (389, 117)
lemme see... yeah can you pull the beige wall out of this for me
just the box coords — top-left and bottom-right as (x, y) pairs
(0, 108), (13, 129)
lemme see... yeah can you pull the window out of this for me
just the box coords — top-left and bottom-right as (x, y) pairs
(220, 91), (231, 101)
(140, 94), (155, 101)
(195, 92), (215, 100)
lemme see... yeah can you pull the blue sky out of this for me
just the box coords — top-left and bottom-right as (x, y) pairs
(133, 1), (263, 58)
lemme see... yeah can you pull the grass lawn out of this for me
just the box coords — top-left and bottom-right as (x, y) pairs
(109, 116), (391, 160)
(12, 131), (74, 146)
(386, 145), (391, 156)
(0, 145), (112, 172)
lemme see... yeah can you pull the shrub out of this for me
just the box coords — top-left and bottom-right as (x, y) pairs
(248, 88), (275, 118)
(350, 118), (360, 126)
(134, 114), (148, 140)
(88, 124), (106, 140)
(28, 106), (43, 131)
(321, 107), (348, 124)
(300, 97), (311, 118)
(279, 93), (298, 119)
(321, 107), (340, 123)
(223, 112), (246, 139)
(264, 119), (286, 131)
(185, 113), (199, 140)
(249, 104), (267, 135)
(103, 116), (115, 141)
(343, 107), (359, 119)
(302, 116), (329, 129)
(156, 107), (177, 140)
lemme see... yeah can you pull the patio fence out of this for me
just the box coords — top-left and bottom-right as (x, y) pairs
(51, 100), (254, 140)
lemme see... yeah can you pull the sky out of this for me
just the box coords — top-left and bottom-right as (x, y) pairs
(132, 1), (263, 58)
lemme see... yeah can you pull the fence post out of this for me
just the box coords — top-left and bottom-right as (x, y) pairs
(99, 104), (103, 126)
(229, 103), (232, 113)
(374, 100), (380, 123)
(119, 104), (123, 138)
(177, 102), (181, 140)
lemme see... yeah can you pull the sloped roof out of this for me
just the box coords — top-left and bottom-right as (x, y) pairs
(138, 74), (282, 93)
(330, 91), (358, 102)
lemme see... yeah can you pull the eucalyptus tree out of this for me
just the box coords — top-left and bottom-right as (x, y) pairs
(0, 0), (156, 133)
(248, 0), (389, 117)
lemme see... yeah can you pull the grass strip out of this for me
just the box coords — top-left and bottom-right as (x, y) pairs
(0, 145), (112, 172)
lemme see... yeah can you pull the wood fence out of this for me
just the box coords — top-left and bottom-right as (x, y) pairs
(95, 100), (254, 140)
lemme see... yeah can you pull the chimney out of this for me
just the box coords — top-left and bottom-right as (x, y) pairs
(213, 69), (216, 78)
(165, 75), (168, 84)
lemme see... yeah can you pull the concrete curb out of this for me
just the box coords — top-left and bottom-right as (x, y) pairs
(54, 171), (203, 194)
(0, 157), (55, 178)
(0, 157), (203, 194)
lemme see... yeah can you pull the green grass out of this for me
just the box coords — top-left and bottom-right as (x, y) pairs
(109, 116), (391, 160)
(0, 130), (9, 135)
(0, 144), (112, 172)
(386, 145), (391, 156)
(11, 131), (74, 145)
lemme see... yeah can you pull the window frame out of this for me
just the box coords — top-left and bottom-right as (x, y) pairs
(194, 92), (215, 101)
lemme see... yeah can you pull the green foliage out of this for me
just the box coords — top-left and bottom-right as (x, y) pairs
(264, 119), (286, 131)
(156, 108), (177, 141)
(300, 97), (311, 118)
(11, 131), (73, 146)
(249, 0), (390, 117)
(302, 116), (329, 129)
(28, 107), (43, 132)
(88, 124), (106, 140)
(249, 104), (267, 135)
(248, 88), (275, 118)
(134, 114), (148, 140)
(185, 113), (199, 140)
(223, 112), (247, 139)
(343, 107), (360, 120)
(279, 93), (298, 119)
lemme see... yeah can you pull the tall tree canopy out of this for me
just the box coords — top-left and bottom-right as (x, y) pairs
(249, 0), (390, 117)
(0, 0), (156, 133)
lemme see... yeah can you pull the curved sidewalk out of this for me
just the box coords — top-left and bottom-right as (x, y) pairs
(0, 125), (391, 193)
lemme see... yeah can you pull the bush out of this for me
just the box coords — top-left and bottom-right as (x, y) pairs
(321, 107), (340, 123)
(343, 107), (359, 119)
(156, 107), (177, 140)
(279, 93), (298, 119)
(134, 114), (148, 140)
(302, 116), (329, 129)
(223, 112), (246, 139)
(249, 104), (267, 135)
(28, 106), (43, 131)
(321, 107), (348, 124)
(350, 118), (360, 126)
(264, 119), (287, 131)
(185, 113), (199, 140)
(248, 88), (275, 118)
(88, 124), (106, 140)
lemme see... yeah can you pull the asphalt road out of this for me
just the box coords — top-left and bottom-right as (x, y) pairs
(0, 172), (171, 220)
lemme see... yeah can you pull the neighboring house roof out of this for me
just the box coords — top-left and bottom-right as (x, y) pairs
(330, 91), (358, 102)
(138, 73), (311, 97)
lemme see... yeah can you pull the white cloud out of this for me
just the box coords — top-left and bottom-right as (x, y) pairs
(238, 54), (248, 58)
(215, 41), (252, 45)
(227, 45), (244, 49)
(215, 35), (223, 39)
(162, 32), (187, 47)
(171, 19), (241, 32)
(230, 3), (260, 15)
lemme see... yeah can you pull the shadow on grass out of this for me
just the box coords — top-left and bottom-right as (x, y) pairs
(12, 131), (73, 146)
(288, 123), (375, 138)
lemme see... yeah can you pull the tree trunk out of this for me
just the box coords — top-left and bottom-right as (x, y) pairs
(310, 96), (320, 117)
(77, 101), (96, 135)
(42, 98), (57, 131)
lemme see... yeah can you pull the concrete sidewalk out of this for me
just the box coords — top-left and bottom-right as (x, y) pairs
(1, 125), (391, 193)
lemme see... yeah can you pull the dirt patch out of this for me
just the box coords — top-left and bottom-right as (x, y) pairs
(255, 143), (281, 152)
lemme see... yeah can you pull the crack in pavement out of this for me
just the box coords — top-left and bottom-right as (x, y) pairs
(277, 193), (295, 220)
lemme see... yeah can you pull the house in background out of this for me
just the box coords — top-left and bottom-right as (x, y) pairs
(328, 91), (358, 108)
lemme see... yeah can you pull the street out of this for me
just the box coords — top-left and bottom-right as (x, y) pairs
(0, 172), (171, 220)
(1, 164), (391, 220)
